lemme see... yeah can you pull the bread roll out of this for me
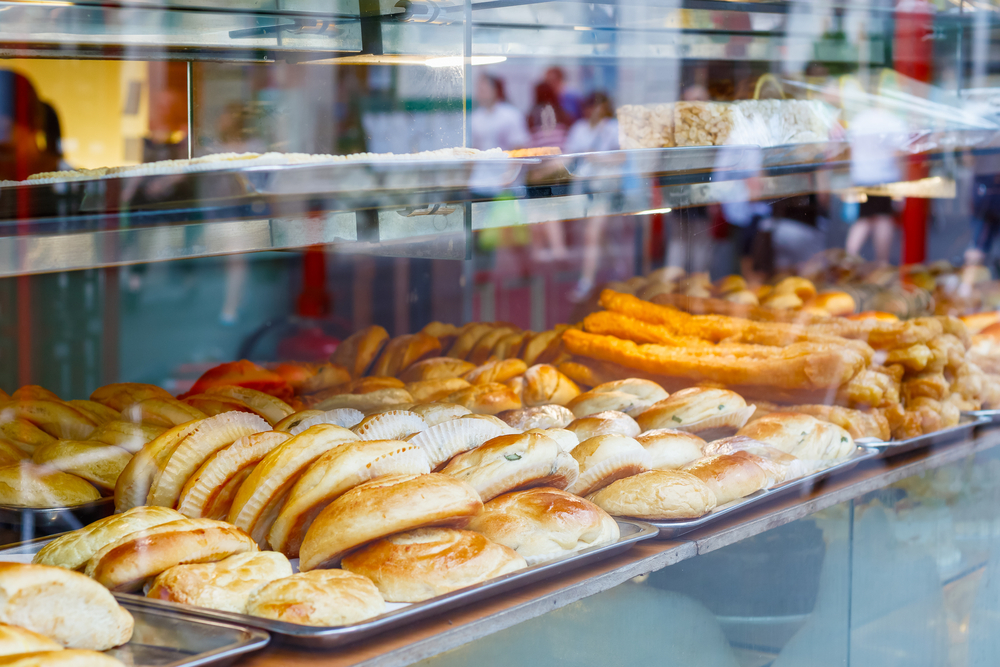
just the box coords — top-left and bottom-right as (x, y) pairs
(586, 470), (717, 520)
(635, 429), (705, 470)
(89, 382), (171, 412)
(446, 323), (495, 360)
(268, 439), (430, 557)
(409, 417), (504, 469)
(312, 376), (405, 397)
(0, 650), (125, 666)
(521, 365), (580, 407)
(441, 433), (578, 501)
(32, 441), (130, 494)
(0, 623), (62, 655)
(520, 330), (563, 366)
(422, 321), (461, 349)
(85, 518), (257, 592)
(0, 401), (96, 441)
(736, 413), (855, 460)
(807, 291), (856, 316)
(635, 388), (754, 438)
(467, 327), (519, 366)
(0, 443), (24, 467)
(86, 421), (163, 454)
(33, 506), (184, 571)
(497, 405), (574, 430)
(682, 454), (768, 505)
(126, 397), (208, 427)
(703, 436), (810, 484)
(566, 379), (669, 417)
(204, 386), (295, 426)
(526, 428), (578, 453)
(446, 383), (522, 415)
(299, 473), (482, 570)
(566, 411), (640, 440)
(0, 562), (133, 650)
(228, 424), (358, 547)
(399, 357), (476, 383)
(463, 359), (527, 386)
(567, 435), (650, 496)
(370, 333), (442, 378)
(246, 570), (385, 626)
(467, 487), (619, 564)
(407, 402), (471, 426)
(313, 388), (413, 413)
(405, 378), (470, 403)
(147, 551), (293, 613)
(113, 420), (201, 513)
(342, 528), (525, 602)
(331, 325), (390, 378)
(0, 464), (99, 508)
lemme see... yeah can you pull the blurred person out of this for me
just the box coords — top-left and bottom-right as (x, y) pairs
(965, 170), (1000, 274)
(470, 75), (529, 152)
(544, 66), (582, 123)
(0, 70), (45, 182)
(528, 81), (573, 150)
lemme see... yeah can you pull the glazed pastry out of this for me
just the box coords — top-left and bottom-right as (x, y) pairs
(407, 402), (471, 426)
(566, 378), (669, 417)
(681, 454), (768, 505)
(147, 551), (293, 613)
(566, 435), (651, 496)
(32, 441), (131, 494)
(399, 357), (476, 383)
(496, 405), (574, 430)
(521, 365), (581, 407)
(736, 413), (855, 461)
(565, 411), (640, 440)
(330, 325), (390, 378)
(405, 378), (471, 403)
(463, 359), (528, 386)
(635, 388), (755, 438)
(446, 383), (522, 415)
(246, 570), (385, 626)
(634, 429), (706, 470)
(586, 470), (717, 520)
(0, 464), (99, 508)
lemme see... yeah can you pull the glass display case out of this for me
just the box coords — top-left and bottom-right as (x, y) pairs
(2, 0), (1000, 664)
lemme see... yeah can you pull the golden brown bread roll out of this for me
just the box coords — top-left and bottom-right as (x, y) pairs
(526, 428), (578, 452)
(493, 331), (531, 361)
(409, 417), (504, 469)
(0, 623), (62, 656)
(272, 410), (323, 433)
(405, 378), (471, 403)
(446, 383), (522, 415)
(703, 436), (811, 484)
(0, 442), (24, 467)
(0, 464), (99, 508)
(446, 323), (495, 360)
(635, 388), (754, 438)
(176, 431), (291, 520)
(407, 402), (471, 426)
(422, 321), (461, 349)
(370, 333), (442, 378)
(467, 487), (620, 564)
(0, 650), (125, 666)
(520, 330), (564, 366)
(89, 382), (172, 412)
(113, 421), (200, 513)
(31, 441), (130, 494)
(85, 518), (257, 592)
(0, 562), (133, 650)
(467, 327), (520, 366)
(566, 379), (669, 418)
(147, 551), (293, 613)
(86, 421), (164, 454)
(586, 470), (717, 520)
(268, 439), (430, 557)
(0, 420), (54, 456)
(313, 388), (413, 413)
(635, 429), (706, 470)
(440, 432), (579, 501)
(331, 325), (390, 378)
(10, 386), (59, 402)
(0, 401), (96, 441)
(65, 401), (119, 427)
(342, 528), (525, 602)
(736, 413), (855, 460)
(124, 397), (208, 427)
(246, 570), (385, 626)
(681, 454), (768, 505)
(204, 386), (295, 426)
(463, 359), (528, 386)
(312, 376), (405, 397)
(566, 411), (640, 440)
(807, 291), (856, 316)
(521, 364), (581, 407)
(567, 434), (651, 496)
(33, 506), (184, 571)
(496, 405), (574, 430)
(299, 473), (482, 571)
(399, 357), (476, 383)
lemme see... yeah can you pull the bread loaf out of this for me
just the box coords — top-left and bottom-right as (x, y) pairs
(446, 383), (522, 415)
(331, 325), (390, 378)
(586, 470), (717, 520)
(0, 623), (62, 656)
(0, 464), (99, 508)
(635, 429), (706, 470)
(567, 434), (650, 496)
(147, 551), (293, 613)
(399, 357), (476, 383)
(246, 570), (385, 626)
(682, 454), (768, 505)
(521, 365), (581, 407)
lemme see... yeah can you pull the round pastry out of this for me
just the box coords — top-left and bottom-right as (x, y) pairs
(399, 357), (476, 383)
(268, 439), (430, 557)
(496, 405), (574, 430)
(34, 506), (185, 571)
(330, 325), (390, 378)
(566, 435), (651, 497)
(409, 417), (504, 470)
(351, 410), (426, 441)
(526, 428), (578, 453)
(566, 379), (669, 418)
(405, 378), (471, 403)
(703, 436), (810, 484)
(463, 359), (527, 386)
(467, 487), (620, 564)
(313, 388), (414, 413)
(586, 470), (717, 520)
(286, 408), (364, 435)
(299, 473), (483, 570)
(635, 429), (706, 470)
(761, 292), (802, 309)
(0, 623), (62, 656)
(736, 413), (855, 461)
(0, 650), (126, 666)
(565, 411), (640, 440)
(147, 551), (293, 613)
(0, 464), (99, 508)
(521, 365), (580, 407)
(407, 402), (471, 426)
(681, 454), (768, 506)
(246, 569), (385, 627)
(446, 383), (522, 415)
(0, 562), (134, 650)
(85, 518), (257, 592)
(32, 441), (131, 494)
(635, 388), (754, 439)
(342, 528), (525, 602)
(440, 433), (579, 501)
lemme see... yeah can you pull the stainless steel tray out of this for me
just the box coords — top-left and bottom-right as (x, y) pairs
(0, 519), (656, 649)
(562, 146), (748, 179)
(857, 416), (985, 457)
(0, 497), (114, 540)
(759, 141), (849, 168)
(112, 601), (269, 667)
(962, 409), (1000, 427)
(647, 446), (879, 539)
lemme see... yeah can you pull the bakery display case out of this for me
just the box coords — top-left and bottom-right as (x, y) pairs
(2, 0), (1000, 665)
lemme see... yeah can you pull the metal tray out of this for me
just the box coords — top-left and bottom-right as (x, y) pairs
(962, 409), (1000, 427)
(0, 519), (656, 649)
(857, 416), (985, 457)
(563, 146), (748, 179)
(759, 141), (849, 169)
(0, 497), (114, 542)
(647, 446), (880, 539)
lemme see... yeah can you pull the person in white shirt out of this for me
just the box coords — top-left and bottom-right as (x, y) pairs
(470, 75), (530, 151)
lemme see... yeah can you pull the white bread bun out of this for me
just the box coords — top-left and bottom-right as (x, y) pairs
(246, 570), (385, 627)
(0, 464), (99, 508)
(681, 454), (768, 505)
(586, 470), (717, 520)
(566, 379), (668, 417)
(0, 563), (133, 650)
(0, 623), (62, 655)
(147, 551), (293, 613)
(525, 428), (578, 453)
(407, 402), (471, 426)
(635, 429), (706, 470)
(567, 435), (651, 496)
(736, 413), (855, 460)
(0, 650), (125, 666)
(33, 506), (184, 571)
(446, 383), (522, 415)
(496, 405), (574, 430)
(342, 528), (525, 602)
(440, 433), (579, 501)
(703, 435), (810, 484)
(521, 365), (581, 407)
(467, 487), (619, 564)
(565, 411), (640, 440)
(635, 388), (753, 438)
(299, 473), (482, 571)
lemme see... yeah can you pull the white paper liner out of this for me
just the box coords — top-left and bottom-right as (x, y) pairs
(472, 451), (579, 502)
(410, 418), (504, 469)
(567, 450), (652, 497)
(351, 411), (427, 441)
(667, 405), (756, 439)
(290, 408), (364, 435)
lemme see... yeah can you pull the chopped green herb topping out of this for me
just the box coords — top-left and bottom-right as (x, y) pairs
(672, 416), (682, 423)
(718, 405), (725, 410)
(504, 453), (522, 461)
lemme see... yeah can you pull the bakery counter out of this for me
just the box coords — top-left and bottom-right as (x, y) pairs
(241, 426), (1000, 667)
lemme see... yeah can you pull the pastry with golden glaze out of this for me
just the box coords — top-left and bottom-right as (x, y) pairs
(566, 434), (651, 496)
(246, 570), (385, 626)
(147, 551), (293, 613)
(586, 470), (717, 520)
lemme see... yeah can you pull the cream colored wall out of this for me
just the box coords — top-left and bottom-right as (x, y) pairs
(1, 59), (149, 170)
